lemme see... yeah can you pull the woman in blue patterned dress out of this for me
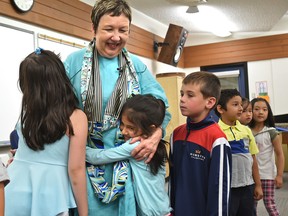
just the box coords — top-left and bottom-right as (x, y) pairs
(64, 0), (171, 215)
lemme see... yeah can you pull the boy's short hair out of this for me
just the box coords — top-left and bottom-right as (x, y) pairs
(215, 88), (241, 117)
(183, 71), (221, 102)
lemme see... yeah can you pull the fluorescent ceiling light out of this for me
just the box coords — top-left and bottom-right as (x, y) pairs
(212, 29), (232, 37)
(190, 6), (234, 37)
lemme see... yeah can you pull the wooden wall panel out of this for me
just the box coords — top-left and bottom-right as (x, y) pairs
(1, 0), (288, 69)
(184, 34), (288, 67)
(0, 0), (187, 67)
(0, 0), (93, 39)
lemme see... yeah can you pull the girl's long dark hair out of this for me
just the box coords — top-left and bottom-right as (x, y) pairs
(19, 50), (79, 151)
(248, 97), (275, 128)
(121, 94), (168, 175)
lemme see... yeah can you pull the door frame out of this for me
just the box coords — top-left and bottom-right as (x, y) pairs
(201, 62), (249, 97)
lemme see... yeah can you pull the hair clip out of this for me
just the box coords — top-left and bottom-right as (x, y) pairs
(35, 47), (43, 55)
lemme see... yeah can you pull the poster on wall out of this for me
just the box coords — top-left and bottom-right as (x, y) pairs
(255, 81), (270, 103)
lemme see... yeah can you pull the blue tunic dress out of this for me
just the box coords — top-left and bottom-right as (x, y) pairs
(64, 48), (171, 216)
(86, 141), (172, 216)
(5, 125), (76, 216)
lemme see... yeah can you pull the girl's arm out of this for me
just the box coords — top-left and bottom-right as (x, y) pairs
(0, 182), (4, 216)
(86, 142), (138, 165)
(0, 163), (9, 216)
(273, 134), (285, 188)
(252, 155), (263, 200)
(68, 109), (88, 216)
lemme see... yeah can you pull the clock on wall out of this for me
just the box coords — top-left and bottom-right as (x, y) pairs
(11, 0), (34, 13)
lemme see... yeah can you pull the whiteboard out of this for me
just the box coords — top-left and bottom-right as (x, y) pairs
(0, 25), (84, 141)
(0, 25), (34, 141)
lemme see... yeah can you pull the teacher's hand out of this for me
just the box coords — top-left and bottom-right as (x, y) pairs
(130, 127), (162, 163)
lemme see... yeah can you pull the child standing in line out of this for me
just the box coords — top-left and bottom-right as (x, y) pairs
(0, 161), (9, 216)
(215, 89), (263, 216)
(86, 94), (172, 216)
(249, 98), (285, 216)
(170, 71), (232, 216)
(5, 49), (88, 216)
(240, 97), (253, 126)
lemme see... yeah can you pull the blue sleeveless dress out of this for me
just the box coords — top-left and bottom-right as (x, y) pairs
(5, 125), (76, 216)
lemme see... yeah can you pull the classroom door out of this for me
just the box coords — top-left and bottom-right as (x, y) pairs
(201, 62), (248, 97)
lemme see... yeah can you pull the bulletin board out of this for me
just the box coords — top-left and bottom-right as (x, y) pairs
(0, 24), (85, 142)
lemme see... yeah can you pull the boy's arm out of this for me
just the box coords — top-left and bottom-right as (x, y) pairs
(248, 128), (263, 200)
(86, 142), (138, 165)
(252, 155), (263, 200)
(247, 129), (263, 200)
(207, 137), (231, 216)
(273, 134), (285, 188)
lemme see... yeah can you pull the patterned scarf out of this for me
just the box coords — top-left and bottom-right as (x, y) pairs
(81, 39), (140, 203)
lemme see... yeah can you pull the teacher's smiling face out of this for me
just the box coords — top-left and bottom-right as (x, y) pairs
(95, 13), (130, 58)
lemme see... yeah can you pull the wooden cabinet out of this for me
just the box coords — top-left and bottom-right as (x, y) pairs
(282, 132), (288, 144)
(156, 72), (187, 141)
(157, 72), (187, 178)
(280, 132), (288, 171)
